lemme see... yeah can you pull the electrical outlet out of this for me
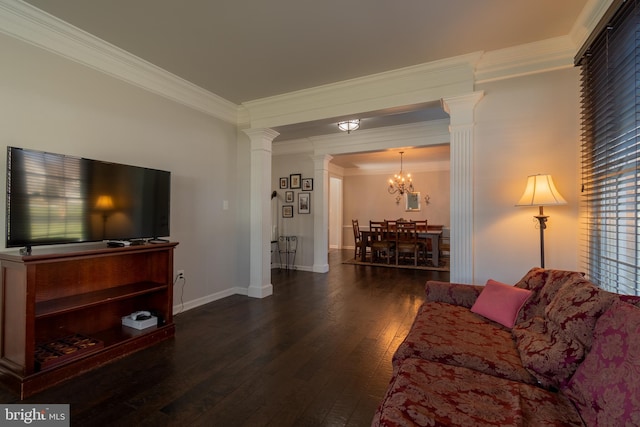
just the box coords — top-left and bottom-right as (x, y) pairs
(177, 270), (185, 279)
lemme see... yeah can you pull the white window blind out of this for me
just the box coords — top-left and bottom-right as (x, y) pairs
(577, 0), (640, 295)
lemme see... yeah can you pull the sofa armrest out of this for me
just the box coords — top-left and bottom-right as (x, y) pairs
(425, 280), (484, 308)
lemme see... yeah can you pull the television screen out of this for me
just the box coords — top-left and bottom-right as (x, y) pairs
(6, 146), (171, 249)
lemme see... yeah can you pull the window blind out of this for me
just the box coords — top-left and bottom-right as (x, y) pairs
(578, 0), (640, 295)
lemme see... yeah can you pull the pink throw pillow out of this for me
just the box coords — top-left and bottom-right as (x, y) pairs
(564, 300), (640, 425)
(471, 279), (533, 328)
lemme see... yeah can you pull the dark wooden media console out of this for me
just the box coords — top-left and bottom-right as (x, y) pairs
(0, 241), (178, 398)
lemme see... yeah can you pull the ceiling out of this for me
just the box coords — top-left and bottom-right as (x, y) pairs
(22, 0), (587, 105)
(20, 0), (589, 167)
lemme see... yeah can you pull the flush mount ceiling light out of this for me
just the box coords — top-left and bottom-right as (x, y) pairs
(337, 119), (360, 133)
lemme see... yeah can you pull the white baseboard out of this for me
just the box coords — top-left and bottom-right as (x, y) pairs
(172, 286), (245, 314)
(271, 264), (314, 272)
(173, 263), (319, 314)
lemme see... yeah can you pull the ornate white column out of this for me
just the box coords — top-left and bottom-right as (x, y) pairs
(442, 92), (483, 283)
(312, 154), (332, 273)
(243, 128), (279, 298)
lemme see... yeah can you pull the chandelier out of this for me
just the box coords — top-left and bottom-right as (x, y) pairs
(337, 119), (360, 133)
(388, 151), (414, 197)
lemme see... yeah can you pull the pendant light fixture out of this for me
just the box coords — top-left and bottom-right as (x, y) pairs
(388, 151), (414, 196)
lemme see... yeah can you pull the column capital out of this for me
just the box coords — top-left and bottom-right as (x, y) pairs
(311, 154), (333, 168)
(243, 128), (280, 151)
(442, 91), (484, 127)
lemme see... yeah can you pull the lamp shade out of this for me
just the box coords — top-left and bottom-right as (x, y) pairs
(516, 174), (567, 207)
(95, 195), (115, 210)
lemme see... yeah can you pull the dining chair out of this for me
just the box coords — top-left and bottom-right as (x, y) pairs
(385, 219), (398, 232)
(352, 219), (370, 261)
(352, 219), (361, 260)
(369, 221), (394, 264)
(395, 221), (419, 266)
(413, 219), (428, 265)
(413, 219), (428, 232)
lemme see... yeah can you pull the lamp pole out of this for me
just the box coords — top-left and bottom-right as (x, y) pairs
(534, 206), (548, 268)
(516, 174), (566, 270)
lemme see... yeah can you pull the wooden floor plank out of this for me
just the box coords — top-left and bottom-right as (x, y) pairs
(0, 250), (448, 426)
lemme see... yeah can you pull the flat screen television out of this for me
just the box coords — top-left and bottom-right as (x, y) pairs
(6, 146), (171, 251)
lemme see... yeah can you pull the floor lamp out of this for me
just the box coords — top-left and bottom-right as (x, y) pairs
(95, 195), (115, 239)
(515, 174), (567, 268)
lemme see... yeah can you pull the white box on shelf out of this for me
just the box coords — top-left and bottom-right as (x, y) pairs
(122, 315), (157, 330)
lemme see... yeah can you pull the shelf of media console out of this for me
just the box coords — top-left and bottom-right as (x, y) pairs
(35, 281), (168, 318)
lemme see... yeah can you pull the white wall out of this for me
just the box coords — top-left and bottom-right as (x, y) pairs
(0, 33), (246, 309)
(271, 153), (315, 269)
(474, 68), (581, 284)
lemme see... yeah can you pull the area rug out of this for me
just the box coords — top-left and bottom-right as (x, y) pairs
(342, 257), (450, 272)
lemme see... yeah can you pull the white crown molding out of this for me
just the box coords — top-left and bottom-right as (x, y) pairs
(243, 53), (481, 129)
(0, 0), (239, 124)
(237, 107), (251, 129)
(342, 160), (450, 176)
(569, 0), (615, 50)
(475, 0), (611, 84)
(475, 36), (576, 84)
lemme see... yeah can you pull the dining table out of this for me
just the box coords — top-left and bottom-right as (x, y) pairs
(359, 228), (443, 267)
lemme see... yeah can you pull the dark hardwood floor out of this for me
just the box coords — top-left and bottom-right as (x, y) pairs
(0, 250), (449, 426)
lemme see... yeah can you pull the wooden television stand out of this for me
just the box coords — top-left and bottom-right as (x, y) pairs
(0, 241), (178, 398)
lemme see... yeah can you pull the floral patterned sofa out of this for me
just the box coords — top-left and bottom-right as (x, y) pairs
(372, 268), (640, 426)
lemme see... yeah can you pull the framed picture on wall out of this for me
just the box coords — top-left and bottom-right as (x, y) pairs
(405, 191), (421, 212)
(290, 173), (301, 189)
(282, 205), (293, 218)
(302, 178), (313, 191)
(285, 191), (294, 203)
(279, 177), (289, 189)
(298, 193), (310, 214)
